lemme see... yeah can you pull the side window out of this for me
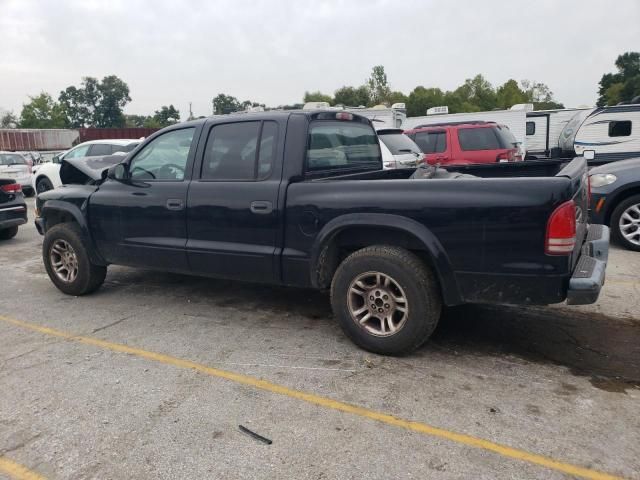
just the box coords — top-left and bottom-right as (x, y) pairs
(306, 121), (381, 173)
(88, 143), (113, 156)
(201, 121), (278, 181)
(129, 128), (195, 181)
(526, 121), (536, 135)
(65, 144), (90, 159)
(414, 131), (446, 153)
(609, 121), (631, 137)
(458, 128), (500, 151)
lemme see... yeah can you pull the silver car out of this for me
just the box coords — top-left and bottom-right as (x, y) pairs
(377, 129), (423, 169)
(0, 152), (33, 197)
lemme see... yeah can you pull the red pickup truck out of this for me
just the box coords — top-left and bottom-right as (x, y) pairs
(405, 121), (522, 166)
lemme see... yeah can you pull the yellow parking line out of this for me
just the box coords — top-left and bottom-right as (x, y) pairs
(0, 314), (625, 480)
(0, 457), (45, 480)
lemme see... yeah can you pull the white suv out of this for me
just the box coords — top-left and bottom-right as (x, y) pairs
(32, 139), (140, 193)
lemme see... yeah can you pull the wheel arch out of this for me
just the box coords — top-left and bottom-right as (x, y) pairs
(41, 201), (106, 265)
(310, 213), (462, 305)
(603, 183), (640, 225)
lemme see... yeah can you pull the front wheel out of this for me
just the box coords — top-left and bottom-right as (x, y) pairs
(331, 246), (442, 355)
(36, 177), (54, 194)
(43, 223), (107, 295)
(610, 194), (640, 252)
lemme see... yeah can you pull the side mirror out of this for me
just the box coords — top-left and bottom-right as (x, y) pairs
(52, 155), (60, 164)
(583, 150), (595, 161)
(107, 163), (129, 181)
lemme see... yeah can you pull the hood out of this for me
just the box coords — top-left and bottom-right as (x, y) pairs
(59, 154), (123, 184)
(589, 156), (640, 175)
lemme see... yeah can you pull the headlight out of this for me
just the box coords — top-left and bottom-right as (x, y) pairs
(589, 173), (617, 188)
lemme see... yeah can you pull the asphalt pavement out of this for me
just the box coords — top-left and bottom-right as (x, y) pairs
(1, 197), (638, 479)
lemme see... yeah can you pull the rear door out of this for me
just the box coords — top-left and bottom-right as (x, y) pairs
(411, 129), (450, 165)
(186, 119), (283, 282)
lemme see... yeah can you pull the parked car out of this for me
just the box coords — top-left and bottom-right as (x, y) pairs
(32, 139), (140, 193)
(377, 129), (423, 169)
(589, 155), (640, 251)
(35, 111), (608, 355)
(405, 122), (523, 166)
(0, 178), (27, 240)
(0, 152), (34, 196)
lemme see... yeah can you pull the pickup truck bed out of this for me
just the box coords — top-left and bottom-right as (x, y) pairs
(35, 110), (609, 355)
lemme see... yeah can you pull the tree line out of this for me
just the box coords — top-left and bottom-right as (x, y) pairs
(1, 51), (637, 130)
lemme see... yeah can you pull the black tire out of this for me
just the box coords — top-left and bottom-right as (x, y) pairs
(23, 187), (35, 197)
(610, 194), (640, 252)
(36, 177), (54, 194)
(0, 226), (18, 240)
(43, 223), (107, 295)
(330, 245), (442, 355)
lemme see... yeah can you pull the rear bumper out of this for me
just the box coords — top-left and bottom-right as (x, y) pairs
(0, 204), (28, 230)
(566, 224), (609, 305)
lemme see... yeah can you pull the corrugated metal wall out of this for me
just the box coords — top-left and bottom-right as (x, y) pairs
(0, 129), (79, 151)
(0, 128), (160, 151)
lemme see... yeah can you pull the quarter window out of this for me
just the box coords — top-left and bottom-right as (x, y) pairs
(201, 121), (278, 181)
(458, 128), (501, 151)
(129, 128), (194, 181)
(609, 121), (631, 137)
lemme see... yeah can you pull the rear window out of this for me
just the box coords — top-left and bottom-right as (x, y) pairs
(379, 133), (421, 155)
(458, 127), (501, 151)
(413, 131), (447, 153)
(0, 154), (27, 165)
(307, 121), (381, 173)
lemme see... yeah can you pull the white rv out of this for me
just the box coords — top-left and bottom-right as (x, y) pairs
(403, 105), (528, 157)
(525, 108), (593, 158)
(344, 103), (407, 130)
(558, 104), (640, 163)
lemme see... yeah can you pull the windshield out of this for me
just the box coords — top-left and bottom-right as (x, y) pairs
(0, 153), (27, 165)
(379, 133), (421, 155)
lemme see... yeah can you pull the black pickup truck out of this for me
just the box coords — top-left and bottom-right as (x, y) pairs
(35, 111), (609, 354)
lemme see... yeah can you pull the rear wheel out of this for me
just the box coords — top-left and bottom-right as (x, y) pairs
(43, 223), (107, 295)
(331, 245), (441, 355)
(0, 226), (18, 240)
(36, 177), (54, 194)
(610, 194), (640, 252)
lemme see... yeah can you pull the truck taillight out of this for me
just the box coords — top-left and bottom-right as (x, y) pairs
(545, 200), (576, 255)
(496, 151), (515, 163)
(0, 183), (22, 193)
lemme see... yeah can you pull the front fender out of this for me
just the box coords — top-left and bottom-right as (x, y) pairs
(40, 200), (106, 266)
(310, 213), (462, 305)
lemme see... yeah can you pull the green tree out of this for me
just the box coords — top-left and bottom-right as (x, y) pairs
(454, 74), (497, 111)
(213, 93), (240, 114)
(367, 65), (391, 105)
(406, 87), (445, 116)
(58, 75), (131, 127)
(19, 93), (67, 128)
(388, 91), (408, 106)
(496, 79), (528, 109)
(152, 105), (181, 127)
(303, 91), (332, 104)
(124, 114), (149, 128)
(333, 85), (370, 107)
(521, 80), (564, 109)
(0, 111), (18, 128)
(597, 52), (640, 106)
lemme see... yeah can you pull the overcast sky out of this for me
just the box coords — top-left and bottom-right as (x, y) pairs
(1, 0), (639, 119)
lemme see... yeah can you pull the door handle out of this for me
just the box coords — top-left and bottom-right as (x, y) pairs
(250, 201), (273, 214)
(166, 199), (184, 211)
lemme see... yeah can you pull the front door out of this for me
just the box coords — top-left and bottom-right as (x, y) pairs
(90, 127), (198, 271)
(186, 119), (282, 282)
